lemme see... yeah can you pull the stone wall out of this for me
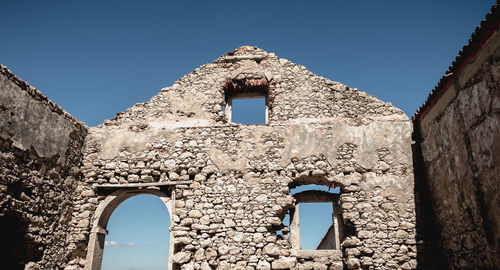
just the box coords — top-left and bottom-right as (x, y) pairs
(0, 65), (88, 269)
(1, 19), (498, 268)
(68, 47), (417, 270)
(414, 18), (500, 269)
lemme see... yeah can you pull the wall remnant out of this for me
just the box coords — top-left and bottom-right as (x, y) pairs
(413, 3), (500, 269)
(66, 45), (416, 270)
(0, 44), (417, 269)
(6, 5), (500, 267)
(0, 65), (88, 269)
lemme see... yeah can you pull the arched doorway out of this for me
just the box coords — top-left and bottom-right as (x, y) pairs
(85, 189), (174, 270)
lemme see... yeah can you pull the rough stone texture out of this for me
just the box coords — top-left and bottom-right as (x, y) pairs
(65, 46), (417, 269)
(414, 21), (500, 269)
(2, 8), (499, 268)
(0, 46), (417, 270)
(0, 65), (88, 269)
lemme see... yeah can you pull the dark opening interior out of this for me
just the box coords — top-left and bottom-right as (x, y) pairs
(0, 211), (43, 269)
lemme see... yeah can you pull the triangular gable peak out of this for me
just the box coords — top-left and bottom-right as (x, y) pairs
(104, 46), (406, 128)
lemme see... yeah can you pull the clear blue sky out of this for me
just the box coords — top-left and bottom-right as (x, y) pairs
(1, 1), (495, 126)
(102, 195), (170, 270)
(1, 1), (496, 269)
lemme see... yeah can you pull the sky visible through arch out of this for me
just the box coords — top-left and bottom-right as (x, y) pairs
(0, 1), (496, 269)
(102, 195), (170, 270)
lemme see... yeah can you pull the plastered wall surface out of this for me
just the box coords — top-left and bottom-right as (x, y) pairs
(0, 65), (88, 269)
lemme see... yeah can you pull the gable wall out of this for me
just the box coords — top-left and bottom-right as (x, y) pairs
(104, 46), (404, 128)
(67, 47), (417, 270)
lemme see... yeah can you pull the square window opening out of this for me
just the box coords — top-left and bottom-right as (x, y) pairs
(222, 78), (270, 124)
(229, 96), (267, 125)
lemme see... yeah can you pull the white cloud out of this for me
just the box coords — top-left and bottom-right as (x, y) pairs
(104, 240), (136, 247)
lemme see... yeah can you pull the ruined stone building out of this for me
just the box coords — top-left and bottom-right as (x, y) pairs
(412, 4), (500, 269)
(0, 4), (499, 270)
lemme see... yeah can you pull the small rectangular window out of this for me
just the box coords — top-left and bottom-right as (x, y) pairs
(222, 78), (270, 125)
(298, 202), (334, 249)
(289, 186), (343, 251)
(231, 97), (266, 124)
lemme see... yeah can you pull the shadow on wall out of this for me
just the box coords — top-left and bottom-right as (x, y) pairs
(412, 121), (449, 270)
(1, 211), (43, 269)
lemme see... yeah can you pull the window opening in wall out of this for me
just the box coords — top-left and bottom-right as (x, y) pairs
(289, 184), (343, 250)
(231, 97), (266, 124)
(298, 202), (334, 249)
(222, 78), (269, 124)
(221, 94), (226, 112)
(101, 194), (170, 270)
(276, 212), (290, 237)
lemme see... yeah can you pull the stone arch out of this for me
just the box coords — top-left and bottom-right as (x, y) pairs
(85, 189), (174, 270)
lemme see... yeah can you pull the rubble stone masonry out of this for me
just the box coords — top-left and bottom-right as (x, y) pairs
(414, 30), (500, 269)
(0, 65), (88, 269)
(3, 6), (500, 268)
(69, 46), (416, 270)
(5, 38), (499, 269)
